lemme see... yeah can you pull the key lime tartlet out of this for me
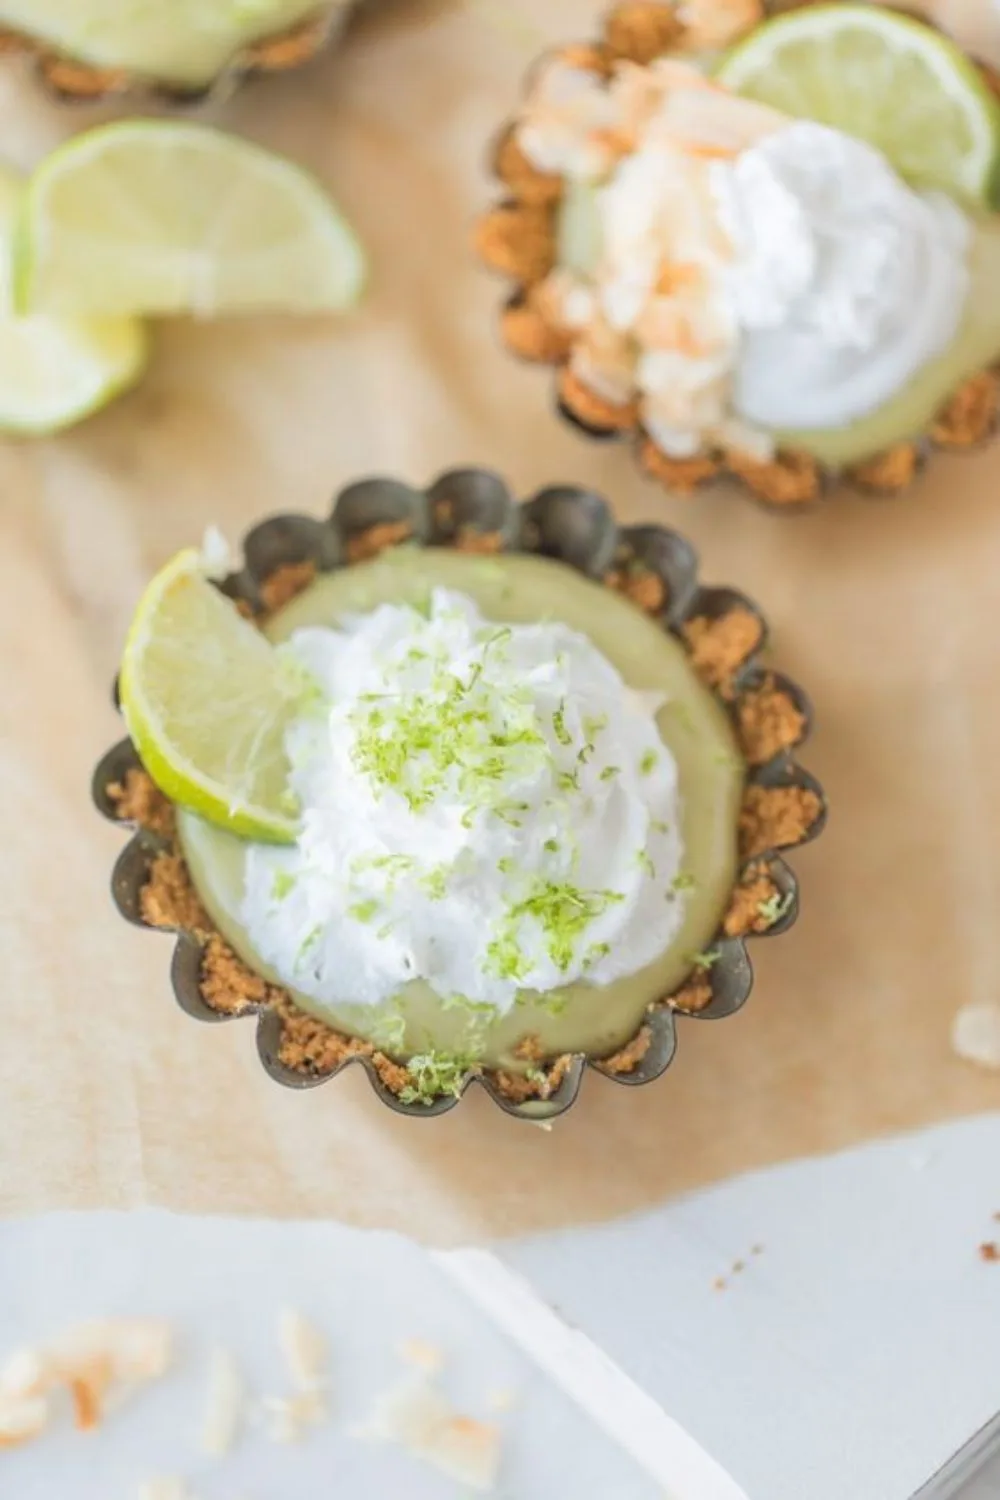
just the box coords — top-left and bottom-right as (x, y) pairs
(475, 1), (1000, 508)
(93, 471), (825, 1118)
(0, 1), (358, 100)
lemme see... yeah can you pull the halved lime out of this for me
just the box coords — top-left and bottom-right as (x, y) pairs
(0, 162), (146, 433)
(715, 4), (1000, 202)
(119, 550), (302, 843)
(19, 120), (367, 318)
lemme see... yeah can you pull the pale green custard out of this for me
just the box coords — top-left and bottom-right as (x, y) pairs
(559, 181), (1000, 466)
(178, 549), (743, 1068)
(0, 0), (340, 87)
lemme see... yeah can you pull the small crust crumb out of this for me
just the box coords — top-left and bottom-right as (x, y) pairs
(142, 852), (209, 933)
(931, 371), (999, 448)
(259, 560), (317, 614)
(847, 444), (920, 493)
(682, 608), (762, 693)
(722, 862), (780, 937)
(355, 1373), (501, 1493)
(345, 520), (412, 564)
(501, 293), (573, 364)
(107, 767), (174, 838)
(604, 563), (666, 614)
(473, 202), (556, 285)
(669, 976), (713, 1013)
(40, 56), (127, 97)
(455, 527), (504, 555)
(979, 1242), (1000, 1263)
(600, 1023), (652, 1075)
(558, 366), (638, 431)
(727, 449), (821, 507)
(199, 933), (269, 1014)
(494, 127), (562, 206)
(604, 2), (682, 63)
(739, 784), (822, 858)
(735, 676), (806, 765)
(638, 437), (719, 494)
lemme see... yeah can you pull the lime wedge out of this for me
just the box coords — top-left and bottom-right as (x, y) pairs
(19, 120), (366, 318)
(715, 4), (1000, 202)
(0, 162), (145, 433)
(119, 549), (302, 843)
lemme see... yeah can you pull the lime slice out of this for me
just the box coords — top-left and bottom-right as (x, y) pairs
(0, 162), (145, 433)
(19, 120), (367, 318)
(0, 0), (337, 89)
(119, 549), (302, 843)
(715, 4), (1000, 202)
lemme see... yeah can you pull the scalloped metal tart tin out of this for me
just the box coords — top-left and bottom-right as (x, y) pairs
(0, 3), (355, 103)
(93, 468), (827, 1120)
(474, 0), (1000, 513)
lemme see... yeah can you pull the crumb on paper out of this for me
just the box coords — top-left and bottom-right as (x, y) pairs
(951, 1002), (1000, 1070)
(278, 1309), (328, 1392)
(711, 1277), (727, 1292)
(398, 1338), (445, 1375)
(0, 1319), (171, 1447)
(354, 1373), (501, 1493)
(979, 1242), (1000, 1263)
(201, 1345), (244, 1457)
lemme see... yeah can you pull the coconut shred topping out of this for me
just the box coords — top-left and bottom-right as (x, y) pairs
(242, 590), (686, 1014)
(517, 59), (970, 456)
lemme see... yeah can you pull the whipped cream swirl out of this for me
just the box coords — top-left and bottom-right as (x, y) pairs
(711, 121), (970, 431)
(242, 590), (685, 1014)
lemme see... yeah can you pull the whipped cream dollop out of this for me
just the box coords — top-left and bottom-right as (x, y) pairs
(710, 121), (970, 430)
(242, 591), (685, 1014)
(516, 59), (971, 451)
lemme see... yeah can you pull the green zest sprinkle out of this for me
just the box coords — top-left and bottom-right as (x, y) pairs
(672, 871), (697, 892)
(599, 765), (620, 782)
(543, 838), (559, 854)
(552, 702), (572, 747)
(691, 947), (722, 972)
(640, 749), (658, 776)
(421, 867), (448, 900)
(584, 941), (610, 968)
(349, 898), (379, 924)
(651, 819), (669, 835)
(271, 870), (296, 901)
(296, 925), (323, 964)
(557, 768), (580, 793)
(524, 1066), (548, 1085)
(487, 878), (624, 980)
(399, 1051), (475, 1106)
(583, 713), (608, 739)
(411, 590), (434, 620)
(757, 890), (794, 925)
(636, 849), (655, 877)
(498, 857), (514, 875)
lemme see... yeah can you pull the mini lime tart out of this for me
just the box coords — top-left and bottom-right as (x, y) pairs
(0, 1), (358, 100)
(475, 1), (1000, 509)
(93, 471), (825, 1119)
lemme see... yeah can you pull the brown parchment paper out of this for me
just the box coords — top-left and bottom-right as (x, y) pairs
(0, 0), (998, 1244)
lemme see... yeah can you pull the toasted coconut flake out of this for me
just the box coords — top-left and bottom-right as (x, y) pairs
(201, 1345), (244, 1457)
(398, 1338), (445, 1375)
(278, 1309), (327, 1391)
(50, 1319), (172, 1428)
(952, 1002), (1000, 1070)
(137, 1480), (191, 1500)
(261, 1389), (327, 1444)
(0, 1392), (48, 1447)
(357, 1373), (501, 1493)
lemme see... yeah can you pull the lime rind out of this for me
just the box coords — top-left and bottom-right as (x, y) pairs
(716, 3), (1000, 205)
(120, 549), (301, 844)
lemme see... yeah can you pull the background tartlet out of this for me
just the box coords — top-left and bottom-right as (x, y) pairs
(474, 0), (1000, 511)
(93, 469), (826, 1120)
(0, 2), (358, 102)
